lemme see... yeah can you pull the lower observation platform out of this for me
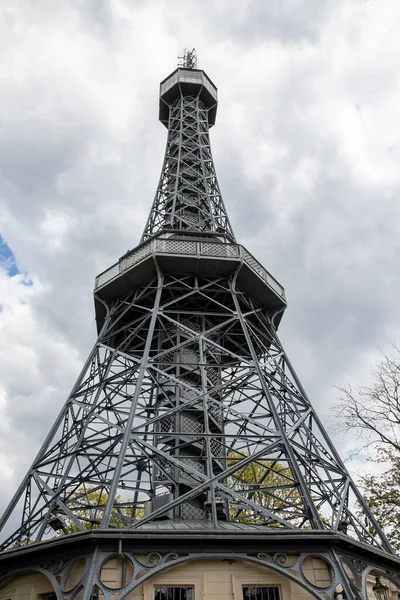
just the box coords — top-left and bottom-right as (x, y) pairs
(94, 233), (286, 333)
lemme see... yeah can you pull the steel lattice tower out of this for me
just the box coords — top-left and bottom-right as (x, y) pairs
(1, 51), (400, 599)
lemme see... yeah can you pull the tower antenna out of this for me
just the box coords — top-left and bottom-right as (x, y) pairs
(178, 47), (197, 69)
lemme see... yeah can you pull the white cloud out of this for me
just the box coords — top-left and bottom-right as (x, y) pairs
(0, 268), (81, 492)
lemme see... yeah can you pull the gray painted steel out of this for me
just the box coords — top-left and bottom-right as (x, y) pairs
(0, 55), (398, 598)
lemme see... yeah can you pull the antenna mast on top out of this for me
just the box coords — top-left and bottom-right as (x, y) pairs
(178, 48), (197, 69)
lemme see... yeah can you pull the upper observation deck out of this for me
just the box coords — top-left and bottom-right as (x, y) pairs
(94, 231), (286, 333)
(159, 68), (218, 127)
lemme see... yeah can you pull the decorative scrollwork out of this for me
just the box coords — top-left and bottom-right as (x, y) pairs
(164, 552), (179, 563)
(273, 553), (290, 566)
(139, 551), (180, 568)
(146, 552), (163, 566)
(257, 552), (273, 564)
(352, 559), (369, 575)
(257, 552), (291, 567)
(41, 559), (65, 574)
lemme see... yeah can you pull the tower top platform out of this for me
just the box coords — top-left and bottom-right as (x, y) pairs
(159, 67), (218, 127)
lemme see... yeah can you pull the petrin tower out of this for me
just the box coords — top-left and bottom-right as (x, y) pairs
(1, 50), (399, 600)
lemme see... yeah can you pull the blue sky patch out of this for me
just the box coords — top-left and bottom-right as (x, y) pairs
(0, 236), (32, 285)
(0, 235), (19, 276)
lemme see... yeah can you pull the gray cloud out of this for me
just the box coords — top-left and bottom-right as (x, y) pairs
(213, 0), (335, 46)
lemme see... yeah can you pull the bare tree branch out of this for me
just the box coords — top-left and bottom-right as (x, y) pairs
(333, 346), (400, 453)
(332, 346), (400, 551)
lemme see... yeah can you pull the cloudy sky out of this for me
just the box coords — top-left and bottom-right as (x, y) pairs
(1, 0), (399, 516)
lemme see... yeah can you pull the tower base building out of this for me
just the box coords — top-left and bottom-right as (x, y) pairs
(1, 529), (400, 600)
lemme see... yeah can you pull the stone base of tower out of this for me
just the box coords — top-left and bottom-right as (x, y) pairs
(1, 528), (400, 600)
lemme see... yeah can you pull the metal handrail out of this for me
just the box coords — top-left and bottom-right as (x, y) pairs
(95, 237), (285, 301)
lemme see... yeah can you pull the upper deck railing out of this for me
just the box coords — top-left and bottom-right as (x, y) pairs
(160, 68), (217, 101)
(95, 237), (285, 302)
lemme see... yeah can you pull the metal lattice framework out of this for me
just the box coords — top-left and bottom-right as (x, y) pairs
(0, 61), (398, 597)
(0, 266), (394, 551)
(141, 85), (235, 242)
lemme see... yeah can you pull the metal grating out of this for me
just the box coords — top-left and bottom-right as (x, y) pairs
(201, 241), (231, 257)
(120, 242), (152, 271)
(181, 416), (202, 435)
(181, 459), (205, 479)
(181, 503), (205, 520)
(96, 263), (119, 288)
(163, 239), (197, 255)
(242, 248), (284, 297)
(210, 438), (223, 457)
(156, 457), (174, 480)
(179, 349), (199, 365)
(159, 416), (173, 434)
(208, 402), (223, 426)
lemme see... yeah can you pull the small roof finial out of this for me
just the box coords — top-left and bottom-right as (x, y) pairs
(178, 48), (197, 69)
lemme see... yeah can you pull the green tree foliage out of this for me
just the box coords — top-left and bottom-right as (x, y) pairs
(334, 346), (400, 552)
(227, 452), (303, 524)
(56, 487), (143, 533)
(361, 453), (400, 552)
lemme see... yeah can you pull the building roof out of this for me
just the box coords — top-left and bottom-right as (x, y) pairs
(133, 518), (267, 532)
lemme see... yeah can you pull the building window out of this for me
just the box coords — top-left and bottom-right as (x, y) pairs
(154, 587), (193, 600)
(41, 595), (57, 600)
(243, 586), (280, 600)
